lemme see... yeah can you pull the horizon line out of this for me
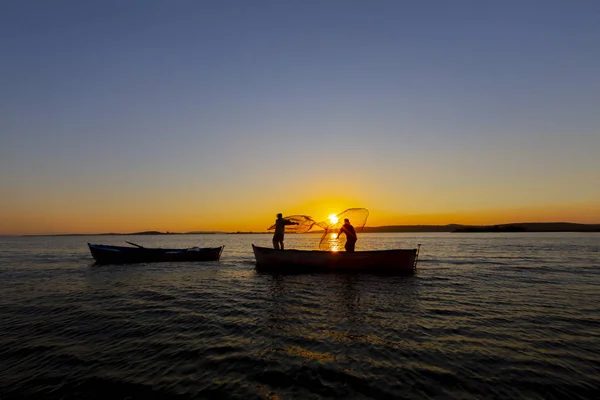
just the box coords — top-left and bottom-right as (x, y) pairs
(5, 221), (600, 237)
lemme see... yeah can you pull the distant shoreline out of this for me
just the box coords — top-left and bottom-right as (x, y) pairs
(15, 222), (600, 237)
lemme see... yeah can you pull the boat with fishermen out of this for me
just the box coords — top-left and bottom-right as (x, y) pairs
(252, 244), (420, 274)
(88, 241), (224, 264)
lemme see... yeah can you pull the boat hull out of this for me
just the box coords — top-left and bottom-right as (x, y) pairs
(88, 243), (224, 264)
(252, 244), (419, 274)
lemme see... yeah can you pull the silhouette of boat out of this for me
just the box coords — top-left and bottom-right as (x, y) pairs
(252, 244), (420, 274)
(88, 242), (224, 264)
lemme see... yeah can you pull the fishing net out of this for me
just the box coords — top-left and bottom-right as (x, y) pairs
(316, 208), (369, 250)
(267, 208), (369, 250)
(267, 215), (317, 234)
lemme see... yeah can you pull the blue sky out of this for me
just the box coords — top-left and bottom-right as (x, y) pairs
(1, 0), (599, 233)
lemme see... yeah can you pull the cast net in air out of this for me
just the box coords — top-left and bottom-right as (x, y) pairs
(267, 215), (317, 234)
(315, 208), (369, 250)
(267, 208), (369, 250)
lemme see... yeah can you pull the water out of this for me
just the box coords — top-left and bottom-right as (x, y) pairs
(1, 232), (599, 399)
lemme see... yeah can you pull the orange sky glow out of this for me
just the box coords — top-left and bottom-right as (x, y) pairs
(1, 196), (598, 235)
(1, 2), (599, 236)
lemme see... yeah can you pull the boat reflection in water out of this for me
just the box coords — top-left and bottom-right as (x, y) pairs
(256, 266), (422, 384)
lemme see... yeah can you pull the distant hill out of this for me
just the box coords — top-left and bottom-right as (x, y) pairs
(316, 223), (600, 233)
(452, 222), (600, 233)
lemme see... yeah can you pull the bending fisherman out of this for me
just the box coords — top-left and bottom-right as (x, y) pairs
(338, 218), (357, 252)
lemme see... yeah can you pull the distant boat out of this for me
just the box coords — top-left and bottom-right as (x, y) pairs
(252, 244), (420, 274)
(88, 242), (224, 264)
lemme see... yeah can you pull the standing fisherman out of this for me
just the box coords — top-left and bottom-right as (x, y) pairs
(272, 213), (298, 250)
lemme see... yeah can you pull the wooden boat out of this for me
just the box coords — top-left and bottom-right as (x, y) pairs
(88, 242), (224, 264)
(252, 244), (420, 274)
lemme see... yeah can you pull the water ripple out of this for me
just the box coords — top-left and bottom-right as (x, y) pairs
(1, 233), (599, 399)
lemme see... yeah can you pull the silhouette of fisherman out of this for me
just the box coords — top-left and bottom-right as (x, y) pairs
(272, 213), (298, 250)
(338, 218), (357, 252)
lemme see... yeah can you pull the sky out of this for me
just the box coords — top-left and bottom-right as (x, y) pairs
(1, 0), (599, 234)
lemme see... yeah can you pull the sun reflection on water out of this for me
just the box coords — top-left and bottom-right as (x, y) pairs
(328, 233), (340, 252)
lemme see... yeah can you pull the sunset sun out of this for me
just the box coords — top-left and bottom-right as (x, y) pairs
(328, 214), (338, 225)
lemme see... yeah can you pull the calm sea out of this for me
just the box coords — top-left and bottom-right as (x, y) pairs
(0, 233), (599, 399)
